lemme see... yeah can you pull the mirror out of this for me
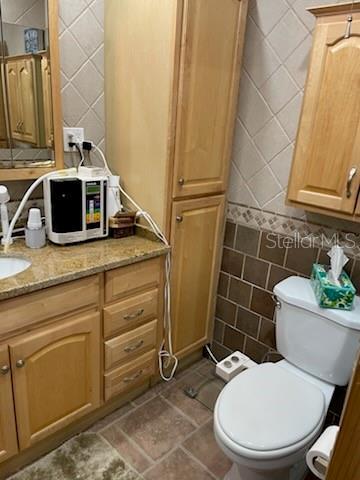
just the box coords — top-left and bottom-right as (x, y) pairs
(0, 0), (63, 179)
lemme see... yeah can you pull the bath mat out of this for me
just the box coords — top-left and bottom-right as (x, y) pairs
(9, 433), (142, 480)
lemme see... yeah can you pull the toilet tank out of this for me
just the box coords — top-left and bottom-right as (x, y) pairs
(273, 277), (360, 386)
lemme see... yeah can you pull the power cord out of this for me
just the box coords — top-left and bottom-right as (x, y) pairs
(87, 141), (179, 382)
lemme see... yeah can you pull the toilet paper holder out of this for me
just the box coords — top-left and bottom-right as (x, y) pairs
(306, 425), (339, 479)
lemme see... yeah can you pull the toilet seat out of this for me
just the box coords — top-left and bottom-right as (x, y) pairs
(214, 363), (326, 461)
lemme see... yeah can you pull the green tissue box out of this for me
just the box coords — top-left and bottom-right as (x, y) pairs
(311, 264), (356, 311)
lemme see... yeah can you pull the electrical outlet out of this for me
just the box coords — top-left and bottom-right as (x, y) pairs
(63, 127), (84, 152)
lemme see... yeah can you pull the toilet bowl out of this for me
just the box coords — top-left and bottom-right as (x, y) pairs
(214, 361), (334, 480)
(213, 277), (360, 480)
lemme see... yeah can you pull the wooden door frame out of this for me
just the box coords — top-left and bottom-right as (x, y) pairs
(326, 350), (360, 479)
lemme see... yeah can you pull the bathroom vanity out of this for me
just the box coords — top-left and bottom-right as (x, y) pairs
(0, 235), (169, 477)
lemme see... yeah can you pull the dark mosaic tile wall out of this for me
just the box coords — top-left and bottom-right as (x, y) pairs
(212, 221), (360, 422)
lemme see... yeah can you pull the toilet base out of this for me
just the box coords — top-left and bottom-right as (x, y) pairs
(224, 463), (290, 480)
(224, 461), (308, 480)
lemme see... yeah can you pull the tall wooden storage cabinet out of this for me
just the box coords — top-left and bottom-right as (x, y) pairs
(105, 0), (248, 358)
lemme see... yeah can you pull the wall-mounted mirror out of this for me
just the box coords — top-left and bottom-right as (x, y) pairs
(0, 0), (63, 180)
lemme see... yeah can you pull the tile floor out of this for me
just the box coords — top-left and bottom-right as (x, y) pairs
(89, 358), (230, 479)
(9, 357), (318, 480)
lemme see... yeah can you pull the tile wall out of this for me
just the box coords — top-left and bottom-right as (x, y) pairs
(215, 0), (360, 392)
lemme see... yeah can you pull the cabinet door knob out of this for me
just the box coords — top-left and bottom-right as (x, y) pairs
(16, 359), (25, 368)
(178, 177), (185, 186)
(346, 167), (357, 198)
(0, 365), (10, 375)
(176, 215), (183, 223)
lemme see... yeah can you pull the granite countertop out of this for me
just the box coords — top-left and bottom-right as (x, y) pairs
(0, 235), (169, 301)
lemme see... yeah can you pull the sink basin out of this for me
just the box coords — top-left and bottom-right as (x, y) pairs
(0, 256), (31, 280)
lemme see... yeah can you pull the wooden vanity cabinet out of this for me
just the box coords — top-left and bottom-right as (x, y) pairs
(106, 0), (248, 357)
(9, 311), (101, 450)
(287, 3), (360, 220)
(0, 345), (18, 462)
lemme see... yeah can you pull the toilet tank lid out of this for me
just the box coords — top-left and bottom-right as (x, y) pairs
(274, 277), (360, 331)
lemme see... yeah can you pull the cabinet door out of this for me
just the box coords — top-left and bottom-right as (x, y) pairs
(288, 17), (360, 214)
(17, 59), (38, 144)
(171, 195), (225, 355)
(41, 55), (54, 148)
(6, 61), (22, 141)
(0, 345), (18, 463)
(10, 312), (101, 450)
(356, 196), (360, 216)
(173, 0), (247, 199)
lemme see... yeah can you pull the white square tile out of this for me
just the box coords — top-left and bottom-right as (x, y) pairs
(61, 83), (88, 125)
(60, 30), (87, 79)
(263, 192), (305, 219)
(91, 45), (104, 75)
(238, 71), (273, 136)
(277, 92), (303, 141)
(78, 109), (104, 145)
(70, 9), (103, 56)
(90, 0), (104, 28)
(232, 119), (266, 180)
(59, 0), (88, 27)
(260, 67), (299, 114)
(228, 164), (260, 208)
(269, 144), (294, 188)
(291, 0), (325, 31)
(244, 37), (281, 88)
(254, 118), (289, 162)
(92, 94), (105, 123)
(285, 35), (312, 88)
(244, 17), (263, 60)
(248, 166), (282, 207)
(250, 0), (289, 36)
(268, 10), (308, 61)
(72, 61), (104, 106)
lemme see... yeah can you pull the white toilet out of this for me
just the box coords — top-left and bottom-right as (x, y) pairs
(214, 276), (360, 480)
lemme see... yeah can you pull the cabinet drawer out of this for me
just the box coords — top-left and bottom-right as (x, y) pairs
(104, 319), (157, 370)
(105, 258), (161, 303)
(0, 275), (100, 340)
(104, 350), (155, 401)
(103, 288), (159, 338)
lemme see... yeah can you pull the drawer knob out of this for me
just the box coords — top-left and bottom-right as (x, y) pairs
(123, 308), (145, 321)
(124, 340), (144, 353)
(0, 365), (10, 375)
(178, 177), (185, 186)
(123, 369), (144, 384)
(16, 359), (25, 368)
(176, 215), (183, 223)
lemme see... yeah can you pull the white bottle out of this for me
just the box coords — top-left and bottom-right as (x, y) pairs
(25, 208), (46, 249)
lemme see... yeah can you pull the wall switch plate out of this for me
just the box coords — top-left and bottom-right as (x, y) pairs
(216, 351), (258, 382)
(63, 127), (84, 152)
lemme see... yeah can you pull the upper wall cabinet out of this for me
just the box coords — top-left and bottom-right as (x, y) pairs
(287, 3), (360, 221)
(0, 0), (63, 181)
(173, 0), (244, 199)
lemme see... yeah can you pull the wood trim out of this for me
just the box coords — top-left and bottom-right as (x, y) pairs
(309, 2), (360, 16)
(0, 345), (18, 463)
(221, 0), (249, 193)
(286, 198), (360, 223)
(326, 352), (360, 480)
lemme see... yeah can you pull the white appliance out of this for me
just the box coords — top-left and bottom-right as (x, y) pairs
(44, 171), (108, 244)
(214, 276), (360, 480)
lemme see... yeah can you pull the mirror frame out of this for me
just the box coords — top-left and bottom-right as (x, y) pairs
(0, 0), (64, 181)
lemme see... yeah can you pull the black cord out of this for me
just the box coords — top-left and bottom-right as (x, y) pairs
(69, 142), (83, 166)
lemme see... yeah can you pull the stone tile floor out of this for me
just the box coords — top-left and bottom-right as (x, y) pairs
(9, 357), (318, 480)
(89, 358), (230, 479)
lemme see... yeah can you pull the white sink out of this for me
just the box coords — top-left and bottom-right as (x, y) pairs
(0, 256), (31, 280)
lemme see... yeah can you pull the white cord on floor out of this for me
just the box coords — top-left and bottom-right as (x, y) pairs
(205, 344), (219, 364)
(91, 144), (178, 381)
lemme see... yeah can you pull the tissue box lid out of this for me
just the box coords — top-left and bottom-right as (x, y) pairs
(274, 277), (360, 331)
